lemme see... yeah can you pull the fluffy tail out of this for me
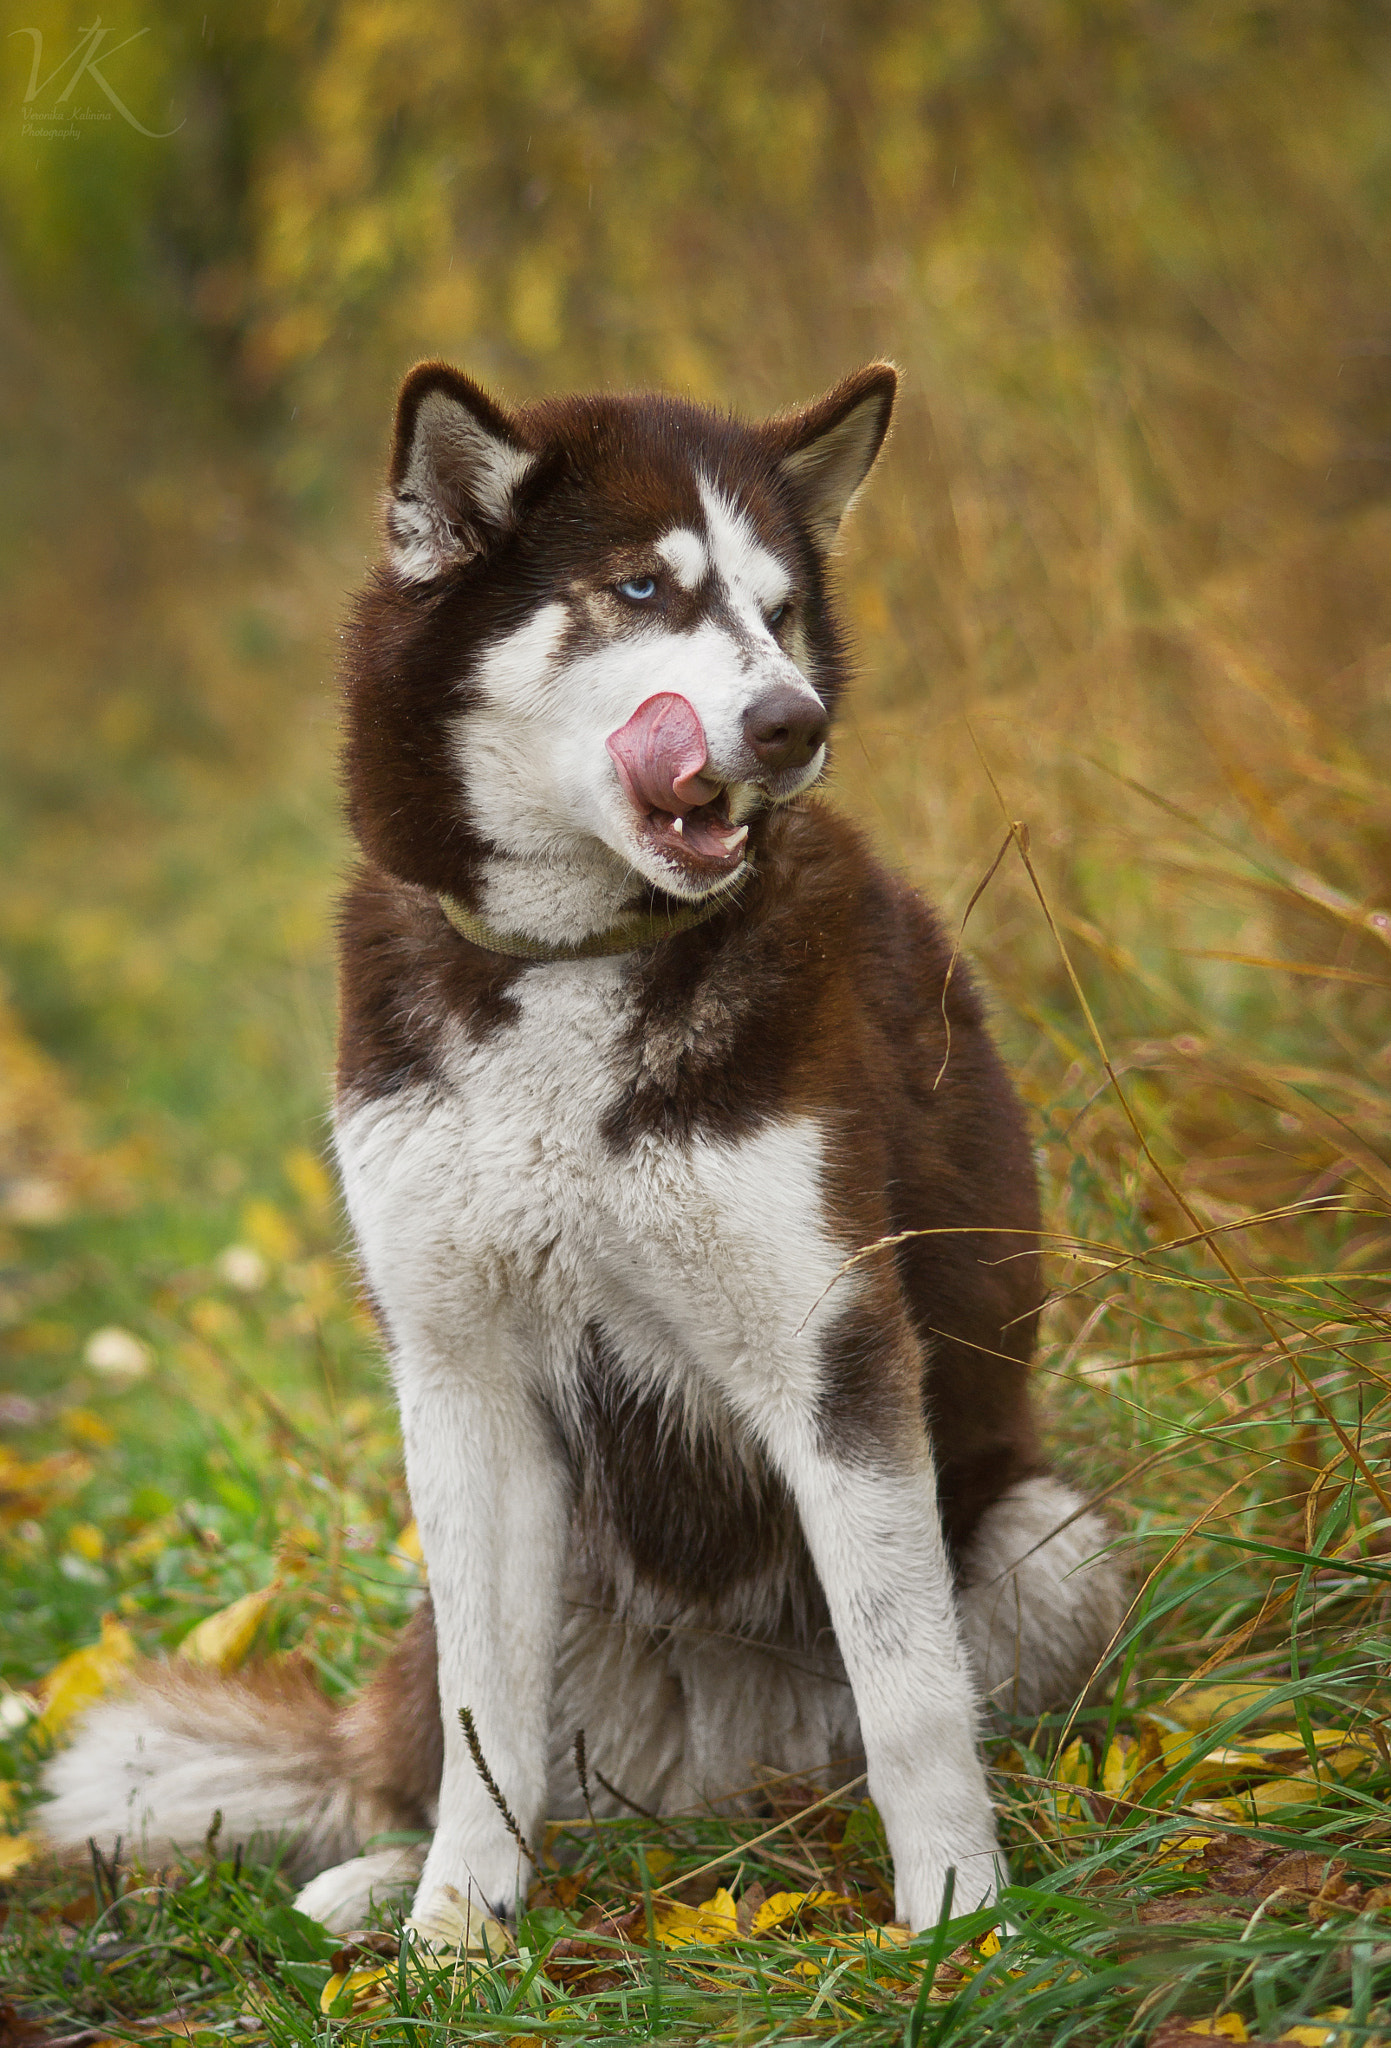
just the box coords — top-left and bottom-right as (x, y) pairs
(40, 1609), (442, 1882)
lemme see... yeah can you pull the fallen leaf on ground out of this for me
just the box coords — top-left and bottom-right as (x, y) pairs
(178, 1582), (278, 1671)
(404, 1881), (513, 1959)
(0, 1447), (93, 1526)
(1277, 2009), (1359, 2047)
(1150, 2016), (1247, 2046)
(749, 1887), (854, 1936)
(1103, 1728), (1162, 1798)
(34, 1615), (135, 1737)
(59, 1409), (116, 1449)
(0, 1834), (35, 1880)
(1164, 1683), (1287, 1730)
(320, 1963), (392, 2016)
(652, 1886), (738, 1947)
(1190, 1776), (1326, 1823)
(1145, 1720), (1374, 1798)
(1046, 1737), (1093, 1833)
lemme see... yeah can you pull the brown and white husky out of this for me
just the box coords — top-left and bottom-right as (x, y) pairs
(43, 362), (1123, 1937)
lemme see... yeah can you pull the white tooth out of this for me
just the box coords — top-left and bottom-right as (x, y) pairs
(671, 816), (684, 836)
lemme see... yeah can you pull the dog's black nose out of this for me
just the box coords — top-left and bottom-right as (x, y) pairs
(743, 685), (828, 773)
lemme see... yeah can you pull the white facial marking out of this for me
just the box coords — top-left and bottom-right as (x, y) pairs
(698, 477), (791, 617)
(451, 480), (823, 934)
(655, 526), (709, 591)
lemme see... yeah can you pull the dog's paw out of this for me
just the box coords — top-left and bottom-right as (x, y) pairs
(404, 1882), (514, 1960)
(894, 1842), (1005, 1930)
(294, 1845), (427, 1934)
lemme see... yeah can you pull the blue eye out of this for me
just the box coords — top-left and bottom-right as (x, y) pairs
(617, 576), (657, 602)
(767, 602), (788, 628)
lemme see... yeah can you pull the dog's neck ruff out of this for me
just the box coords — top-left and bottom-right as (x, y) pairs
(437, 888), (735, 961)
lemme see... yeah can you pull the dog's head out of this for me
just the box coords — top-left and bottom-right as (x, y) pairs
(344, 362), (896, 933)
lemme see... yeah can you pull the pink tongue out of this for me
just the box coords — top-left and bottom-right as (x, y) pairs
(606, 693), (721, 814)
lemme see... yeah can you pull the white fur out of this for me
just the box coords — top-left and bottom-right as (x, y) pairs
(656, 526), (709, 589)
(698, 477), (791, 614)
(42, 1694), (357, 1877)
(295, 1845), (428, 1934)
(334, 960), (1005, 1927)
(957, 1476), (1125, 1717)
(458, 579), (823, 937)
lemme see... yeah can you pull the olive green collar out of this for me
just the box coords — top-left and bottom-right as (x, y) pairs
(437, 887), (737, 962)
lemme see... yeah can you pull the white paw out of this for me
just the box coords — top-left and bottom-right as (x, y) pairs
(894, 1841), (1005, 1929)
(404, 1882), (514, 1959)
(294, 1845), (427, 1934)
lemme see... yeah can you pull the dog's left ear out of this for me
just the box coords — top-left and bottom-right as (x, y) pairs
(386, 361), (538, 583)
(764, 364), (898, 550)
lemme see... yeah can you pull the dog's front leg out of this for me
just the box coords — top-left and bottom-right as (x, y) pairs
(396, 1349), (571, 1931)
(775, 1402), (1003, 1928)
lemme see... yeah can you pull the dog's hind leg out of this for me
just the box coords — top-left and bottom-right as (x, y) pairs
(955, 1475), (1126, 1718)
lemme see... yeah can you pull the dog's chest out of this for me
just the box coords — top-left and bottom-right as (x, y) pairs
(335, 960), (850, 1396)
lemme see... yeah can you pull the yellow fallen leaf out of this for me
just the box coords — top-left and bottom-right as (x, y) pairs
(750, 1888), (853, 1936)
(1237, 1729), (1373, 1775)
(0, 1446), (93, 1524)
(121, 1524), (173, 1565)
(978, 1929), (1003, 1958)
(1186, 2015), (1248, 2041)
(178, 1583), (278, 1671)
(60, 1408), (116, 1449)
(67, 1523), (105, 1563)
(0, 1831), (36, 1879)
(1155, 1832), (1216, 1866)
(242, 1197), (299, 1264)
(652, 1886), (738, 1947)
(1102, 1729), (1163, 1797)
(392, 1520), (425, 1571)
(1047, 1737), (1092, 1834)
(1279, 2010), (1352, 2047)
(320, 1963), (392, 2015)
(1144, 1721), (1373, 1797)
(1166, 1682), (1286, 1731)
(35, 1615), (136, 1737)
(858, 1922), (913, 1948)
(284, 1146), (334, 1216)
(1191, 1777), (1324, 1823)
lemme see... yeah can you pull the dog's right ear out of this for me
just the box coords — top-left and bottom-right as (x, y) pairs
(385, 362), (537, 583)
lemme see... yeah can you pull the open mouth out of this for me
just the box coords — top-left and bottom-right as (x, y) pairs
(636, 784), (748, 876)
(606, 692), (750, 882)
